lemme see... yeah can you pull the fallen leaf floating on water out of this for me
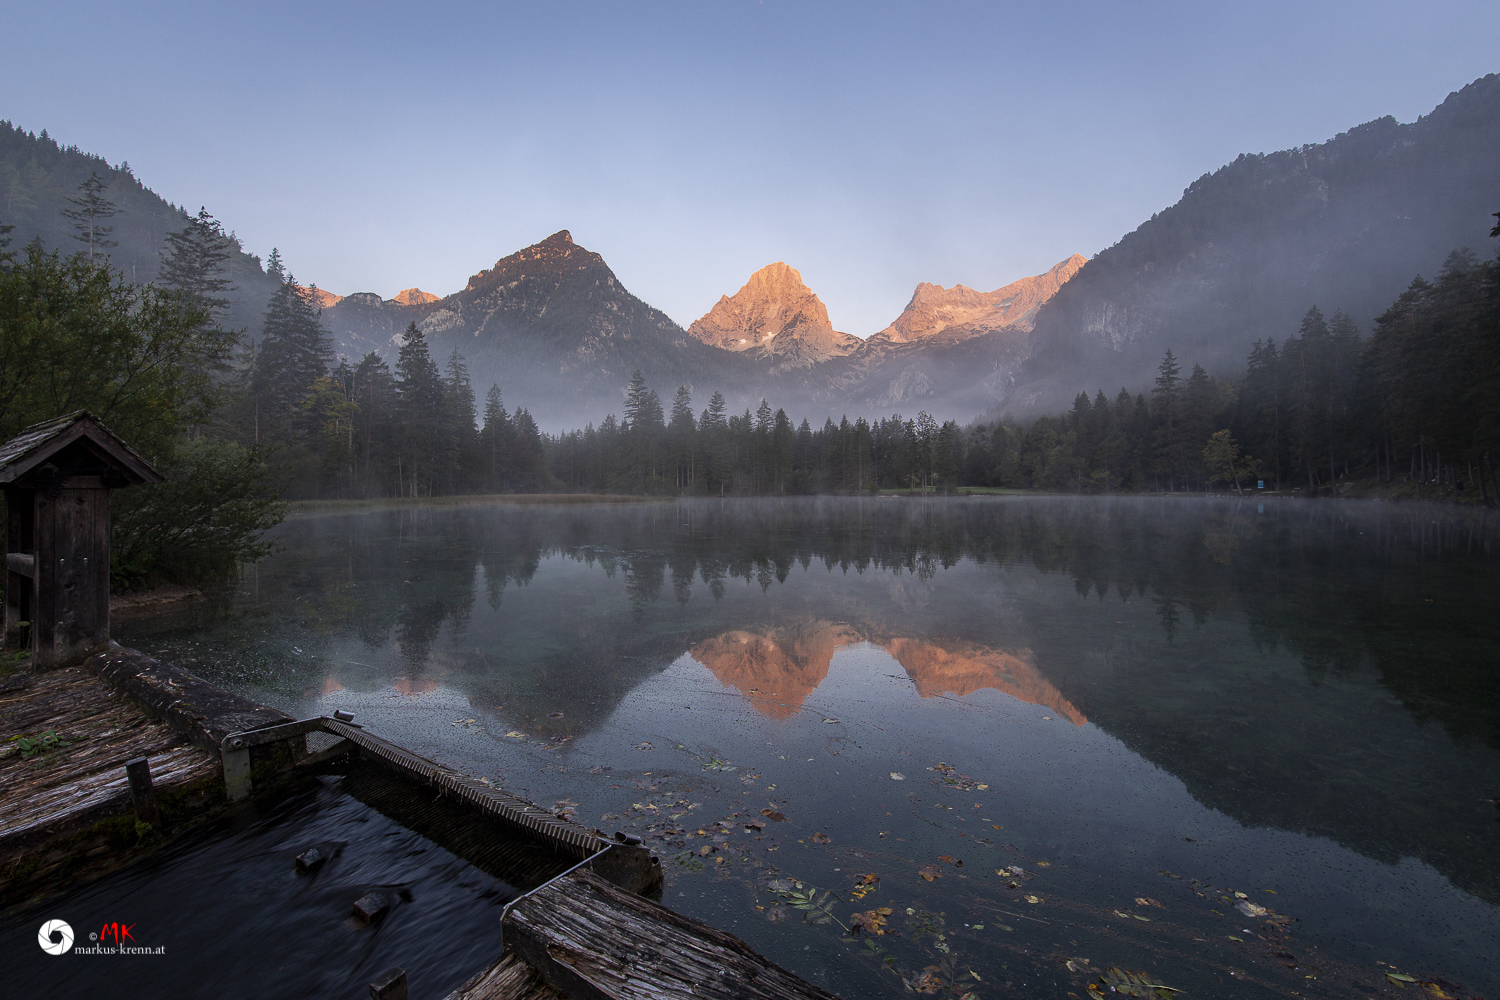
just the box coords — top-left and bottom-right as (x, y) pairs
(548, 711), (564, 718)
(1234, 900), (1270, 918)
(634, 742), (654, 750)
(918, 865), (944, 882)
(505, 731), (525, 739)
(1387, 972), (1418, 986)
(851, 907), (892, 935)
(1035, 860), (1052, 867)
(760, 809), (787, 822)
(810, 832), (831, 844)
(1135, 897), (1164, 909)
(823, 718), (840, 724)
(890, 772), (906, 781)
(1098, 968), (1181, 999)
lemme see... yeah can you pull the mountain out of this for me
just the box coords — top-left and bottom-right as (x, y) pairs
(320, 230), (755, 425)
(307, 287), (343, 309)
(1007, 73), (1500, 416)
(321, 234), (1087, 426)
(392, 287), (440, 306)
(687, 262), (860, 369)
(0, 120), (282, 333)
(870, 254), (1086, 346)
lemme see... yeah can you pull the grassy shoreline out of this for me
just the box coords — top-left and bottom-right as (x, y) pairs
(283, 481), (1496, 514)
(284, 493), (675, 515)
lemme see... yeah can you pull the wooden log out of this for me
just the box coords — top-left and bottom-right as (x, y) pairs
(85, 644), (293, 753)
(442, 953), (566, 1000)
(504, 868), (842, 1000)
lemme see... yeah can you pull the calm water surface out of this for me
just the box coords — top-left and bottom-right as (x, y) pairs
(116, 497), (1500, 998)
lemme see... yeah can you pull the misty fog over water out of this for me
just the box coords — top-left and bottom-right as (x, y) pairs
(116, 497), (1500, 995)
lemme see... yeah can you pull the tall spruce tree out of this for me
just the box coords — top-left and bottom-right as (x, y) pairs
(1151, 349), (1183, 490)
(159, 207), (235, 317)
(60, 172), (120, 262)
(394, 323), (444, 496)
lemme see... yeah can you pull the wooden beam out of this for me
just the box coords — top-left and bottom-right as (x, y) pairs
(503, 868), (842, 1000)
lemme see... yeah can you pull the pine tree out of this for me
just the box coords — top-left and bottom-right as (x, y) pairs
(1151, 349), (1183, 490)
(394, 323), (444, 496)
(669, 385), (695, 491)
(265, 248), (285, 281)
(480, 383), (510, 489)
(159, 207), (235, 317)
(443, 349), (478, 493)
(60, 172), (120, 262)
(352, 352), (397, 491)
(251, 276), (334, 442)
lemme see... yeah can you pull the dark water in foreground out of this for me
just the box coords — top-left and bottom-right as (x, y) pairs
(63, 498), (1500, 996)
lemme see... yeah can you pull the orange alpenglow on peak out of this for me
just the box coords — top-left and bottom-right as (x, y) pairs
(688, 262), (859, 363)
(870, 254), (1087, 346)
(391, 287), (440, 306)
(305, 287), (343, 309)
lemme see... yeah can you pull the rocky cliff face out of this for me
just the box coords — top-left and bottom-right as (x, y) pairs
(870, 255), (1086, 347)
(688, 262), (860, 368)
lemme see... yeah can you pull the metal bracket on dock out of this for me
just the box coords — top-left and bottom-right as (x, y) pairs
(220, 715), (361, 803)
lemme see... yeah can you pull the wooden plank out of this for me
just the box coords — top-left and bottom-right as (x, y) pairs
(33, 489), (54, 667)
(504, 868), (842, 1000)
(0, 666), (217, 846)
(442, 954), (567, 1000)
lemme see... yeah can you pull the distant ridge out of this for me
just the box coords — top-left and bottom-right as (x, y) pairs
(1008, 73), (1500, 416)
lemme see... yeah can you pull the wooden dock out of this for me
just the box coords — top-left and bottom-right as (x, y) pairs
(0, 662), (221, 905)
(0, 645), (840, 999)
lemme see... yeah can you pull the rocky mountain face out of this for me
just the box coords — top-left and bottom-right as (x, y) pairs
(870, 255), (1086, 346)
(687, 262), (860, 369)
(321, 233), (1085, 426)
(320, 230), (751, 426)
(392, 287), (439, 306)
(1007, 73), (1500, 416)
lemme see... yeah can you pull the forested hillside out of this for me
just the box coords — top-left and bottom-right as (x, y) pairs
(0, 121), (281, 333)
(1011, 73), (1500, 416)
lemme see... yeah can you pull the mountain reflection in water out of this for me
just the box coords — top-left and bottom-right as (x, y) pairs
(119, 496), (1500, 983)
(690, 624), (1085, 724)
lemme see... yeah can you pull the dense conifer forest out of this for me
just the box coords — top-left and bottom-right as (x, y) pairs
(2, 159), (1496, 587)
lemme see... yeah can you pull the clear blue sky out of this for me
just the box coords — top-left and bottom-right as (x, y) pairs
(4, 1), (1497, 335)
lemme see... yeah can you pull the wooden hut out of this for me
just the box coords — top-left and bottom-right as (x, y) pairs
(0, 411), (162, 669)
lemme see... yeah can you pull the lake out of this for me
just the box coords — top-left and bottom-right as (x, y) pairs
(116, 496), (1500, 998)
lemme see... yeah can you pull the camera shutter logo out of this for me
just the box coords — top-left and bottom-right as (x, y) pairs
(39, 919), (74, 955)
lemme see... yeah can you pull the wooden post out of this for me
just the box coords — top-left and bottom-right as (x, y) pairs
(369, 969), (408, 1000)
(125, 755), (161, 828)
